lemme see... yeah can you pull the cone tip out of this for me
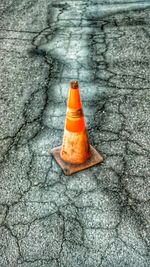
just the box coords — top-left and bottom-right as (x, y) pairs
(71, 80), (79, 89)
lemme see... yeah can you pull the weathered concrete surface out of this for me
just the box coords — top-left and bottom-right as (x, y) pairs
(0, 0), (150, 266)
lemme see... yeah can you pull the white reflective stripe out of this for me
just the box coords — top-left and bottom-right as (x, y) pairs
(66, 107), (83, 119)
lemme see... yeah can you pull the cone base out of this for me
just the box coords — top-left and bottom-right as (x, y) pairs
(51, 145), (103, 176)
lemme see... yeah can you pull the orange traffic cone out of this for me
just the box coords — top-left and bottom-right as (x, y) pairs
(51, 81), (103, 175)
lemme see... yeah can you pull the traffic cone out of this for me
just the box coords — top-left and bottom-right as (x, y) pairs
(51, 81), (103, 175)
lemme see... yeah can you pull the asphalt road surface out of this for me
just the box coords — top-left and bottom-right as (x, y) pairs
(0, 0), (150, 266)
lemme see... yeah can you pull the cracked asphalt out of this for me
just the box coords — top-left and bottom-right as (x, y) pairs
(0, 0), (150, 266)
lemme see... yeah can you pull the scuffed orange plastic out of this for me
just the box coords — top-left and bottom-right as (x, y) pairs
(60, 82), (91, 164)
